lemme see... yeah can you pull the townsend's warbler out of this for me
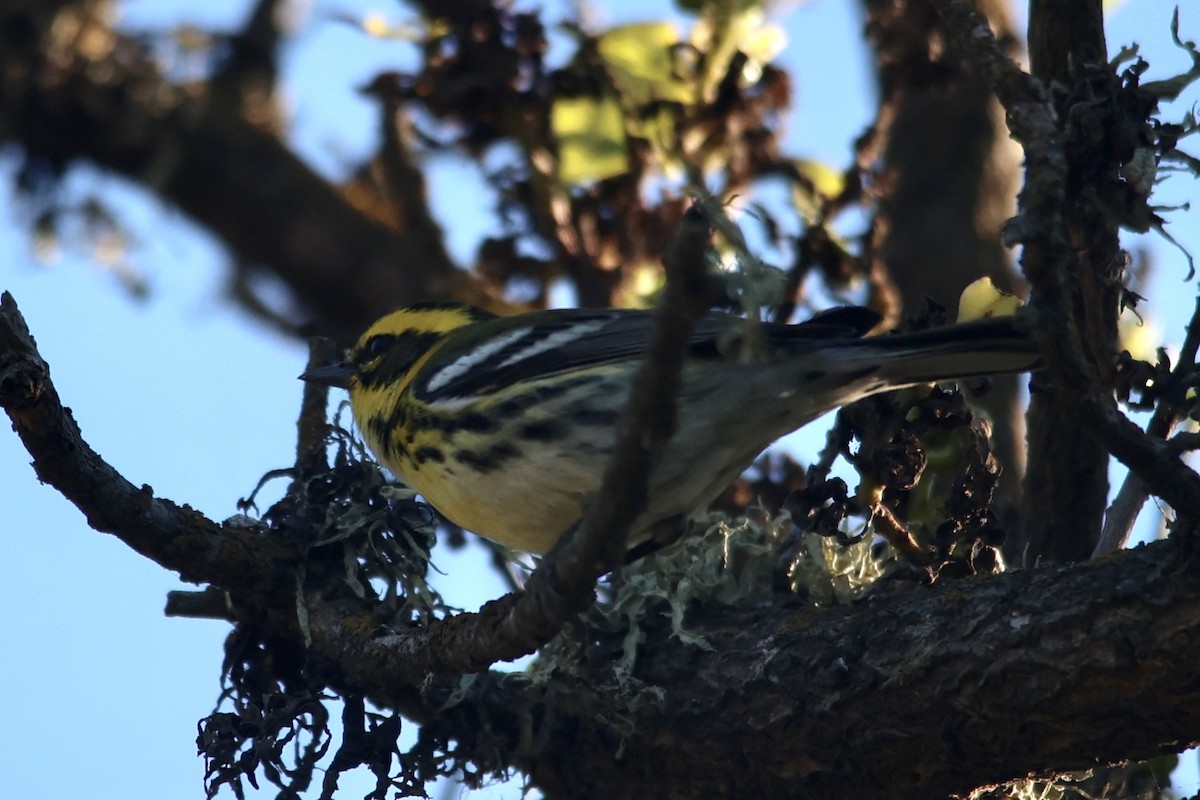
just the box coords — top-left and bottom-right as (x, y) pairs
(301, 302), (1038, 554)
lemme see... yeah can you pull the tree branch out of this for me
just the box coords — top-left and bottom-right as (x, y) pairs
(424, 533), (1200, 799)
(1096, 290), (1200, 556)
(210, 0), (288, 134)
(0, 0), (468, 342)
(306, 207), (715, 675)
(1019, 0), (1116, 562)
(931, 0), (1200, 531)
(164, 587), (236, 621)
(0, 205), (712, 684)
(294, 337), (339, 478)
(0, 291), (295, 589)
(8, 273), (1200, 796)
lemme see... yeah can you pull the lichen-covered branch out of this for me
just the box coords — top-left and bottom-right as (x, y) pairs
(0, 199), (712, 678)
(7, 274), (1200, 794)
(420, 533), (1200, 799)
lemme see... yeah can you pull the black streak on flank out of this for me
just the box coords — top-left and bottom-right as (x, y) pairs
(519, 420), (564, 441)
(564, 405), (621, 428)
(453, 413), (496, 433)
(414, 446), (445, 464)
(367, 415), (405, 460)
(453, 442), (521, 474)
(411, 412), (497, 435)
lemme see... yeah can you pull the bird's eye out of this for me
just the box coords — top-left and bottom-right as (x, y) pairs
(360, 334), (395, 362)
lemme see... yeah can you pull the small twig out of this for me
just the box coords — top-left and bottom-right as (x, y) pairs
(414, 206), (715, 671)
(1095, 294), (1200, 556)
(864, 234), (904, 331)
(165, 588), (236, 621)
(870, 503), (930, 566)
(295, 337), (339, 480)
(211, 0), (288, 134)
(1169, 432), (1200, 453)
(483, 540), (525, 594)
(1096, 475), (1156, 558)
(810, 413), (853, 484)
(374, 96), (457, 273)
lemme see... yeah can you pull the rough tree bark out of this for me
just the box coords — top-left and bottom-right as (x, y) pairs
(1020, 0), (1117, 564)
(2, 0), (1199, 798)
(4, 282), (1200, 796)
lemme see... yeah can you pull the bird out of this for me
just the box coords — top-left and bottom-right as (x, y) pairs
(301, 301), (1039, 555)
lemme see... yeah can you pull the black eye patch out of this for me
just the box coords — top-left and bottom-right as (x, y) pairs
(359, 334), (396, 363)
(353, 331), (443, 389)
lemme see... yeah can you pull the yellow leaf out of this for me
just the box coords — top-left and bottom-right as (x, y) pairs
(614, 261), (665, 308)
(791, 159), (845, 221)
(956, 277), (1023, 322)
(328, 11), (432, 41)
(741, 18), (786, 66)
(597, 22), (693, 106)
(628, 104), (678, 164)
(551, 95), (629, 184)
(689, 5), (786, 98)
(1119, 306), (1160, 362)
(794, 159), (844, 199)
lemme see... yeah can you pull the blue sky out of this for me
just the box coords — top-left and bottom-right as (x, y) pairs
(2, 1), (1199, 798)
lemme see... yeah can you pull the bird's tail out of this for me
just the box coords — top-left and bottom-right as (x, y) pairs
(835, 315), (1041, 387)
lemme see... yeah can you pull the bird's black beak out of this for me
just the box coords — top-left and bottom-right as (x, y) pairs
(299, 361), (354, 389)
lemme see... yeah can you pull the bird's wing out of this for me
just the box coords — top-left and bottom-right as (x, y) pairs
(414, 306), (880, 400)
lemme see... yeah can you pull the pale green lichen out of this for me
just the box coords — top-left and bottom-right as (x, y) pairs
(532, 509), (892, 689)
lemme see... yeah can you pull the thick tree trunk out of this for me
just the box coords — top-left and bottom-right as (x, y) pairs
(1019, 0), (1117, 563)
